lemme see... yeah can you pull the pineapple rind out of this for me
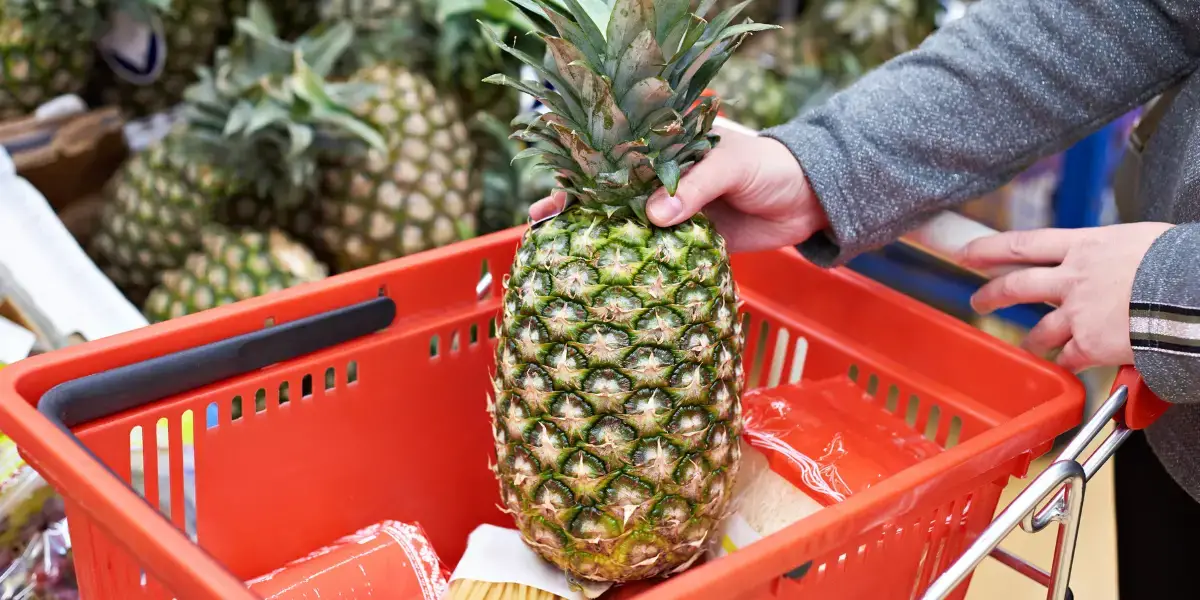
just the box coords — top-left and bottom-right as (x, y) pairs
(495, 206), (744, 582)
(142, 224), (327, 323)
(317, 62), (481, 272)
(0, 3), (95, 119)
(90, 131), (249, 304)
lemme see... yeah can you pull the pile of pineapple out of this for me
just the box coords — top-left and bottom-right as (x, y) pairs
(2, 0), (568, 322)
(3, 0), (945, 325)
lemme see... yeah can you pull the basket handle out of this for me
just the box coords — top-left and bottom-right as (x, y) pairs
(1113, 364), (1170, 429)
(33, 296), (396, 598)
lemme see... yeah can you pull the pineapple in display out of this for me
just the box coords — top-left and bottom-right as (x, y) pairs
(312, 6), (489, 273)
(89, 131), (246, 303)
(706, 55), (789, 129)
(90, 2), (384, 303)
(485, 0), (773, 582)
(0, 0), (108, 119)
(143, 225), (327, 323)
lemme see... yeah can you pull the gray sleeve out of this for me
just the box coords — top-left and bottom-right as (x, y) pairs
(1130, 224), (1200, 404)
(760, 0), (1200, 267)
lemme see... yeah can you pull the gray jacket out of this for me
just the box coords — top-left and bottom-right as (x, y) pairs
(762, 0), (1200, 500)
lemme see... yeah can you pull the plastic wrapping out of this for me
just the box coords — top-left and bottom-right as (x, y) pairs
(0, 437), (64, 554)
(0, 435), (75, 600)
(711, 377), (946, 560)
(0, 518), (75, 600)
(246, 520), (450, 600)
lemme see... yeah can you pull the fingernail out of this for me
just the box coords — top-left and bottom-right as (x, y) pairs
(649, 195), (683, 223)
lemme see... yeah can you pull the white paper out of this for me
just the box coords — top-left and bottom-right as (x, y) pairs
(0, 148), (148, 346)
(0, 317), (35, 364)
(709, 513), (763, 559)
(448, 524), (601, 600)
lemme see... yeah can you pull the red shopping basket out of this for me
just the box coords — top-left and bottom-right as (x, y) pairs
(0, 227), (1149, 599)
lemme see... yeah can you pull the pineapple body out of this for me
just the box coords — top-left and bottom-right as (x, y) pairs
(102, 0), (228, 117)
(493, 208), (744, 581)
(143, 225), (326, 322)
(317, 62), (480, 272)
(89, 131), (246, 303)
(0, 5), (94, 119)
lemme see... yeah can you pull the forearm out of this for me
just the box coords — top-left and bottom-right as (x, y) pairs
(1131, 224), (1200, 404)
(763, 0), (1200, 266)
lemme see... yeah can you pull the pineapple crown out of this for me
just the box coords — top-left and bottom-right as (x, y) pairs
(181, 0), (386, 210)
(483, 0), (778, 224)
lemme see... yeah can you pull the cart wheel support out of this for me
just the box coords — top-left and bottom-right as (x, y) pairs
(921, 365), (1170, 600)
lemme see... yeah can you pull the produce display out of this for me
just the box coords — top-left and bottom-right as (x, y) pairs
(142, 225), (328, 323)
(0, 0), (100, 119)
(484, 0), (772, 584)
(96, 0), (228, 117)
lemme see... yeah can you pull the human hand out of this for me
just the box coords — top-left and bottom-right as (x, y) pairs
(958, 222), (1175, 373)
(527, 126), (829, 253)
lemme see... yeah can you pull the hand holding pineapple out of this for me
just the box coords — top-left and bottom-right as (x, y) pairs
(530, 126), (830, 254)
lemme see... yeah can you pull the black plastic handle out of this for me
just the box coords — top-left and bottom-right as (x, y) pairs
(38, 297), (396, 452)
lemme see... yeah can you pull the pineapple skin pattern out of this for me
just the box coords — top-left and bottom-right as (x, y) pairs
(318, 63), (480, 272)
(143, 225), (326, 323)
(89, 131), (247, 304)
(485, 0), (773, 583)
(494, 212), (745, 582)
(0, 0), (96, 119)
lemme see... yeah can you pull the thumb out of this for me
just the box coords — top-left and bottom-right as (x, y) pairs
(647, 147), (748, 227)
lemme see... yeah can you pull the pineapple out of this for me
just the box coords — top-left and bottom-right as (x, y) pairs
(89, 131), (246, 303)
(485, 0), (773, 582)
(143, 225), (327, 323)
(314, 51), (481, 272)
(0, 0), (104, 119)
(702, 0), (777, 24)
(90, 2), (383, 303)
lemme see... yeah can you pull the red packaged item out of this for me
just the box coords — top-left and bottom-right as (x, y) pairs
(246, 521), (450, 600)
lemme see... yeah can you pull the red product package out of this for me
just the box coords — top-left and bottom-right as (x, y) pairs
(246, 521), (450, 600)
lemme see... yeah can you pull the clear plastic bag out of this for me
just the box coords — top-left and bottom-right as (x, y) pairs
(0, 518), (74, 600)
(0, 435), (76, 600)
(711, 376), (947, 560)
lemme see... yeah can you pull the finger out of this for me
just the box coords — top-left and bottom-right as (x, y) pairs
(529, 191), (567, 222)
(1056, 339), (1091, 373)
(1022, 309), (1072, 357)
(646, 145), (749, 227)
(958, 229), (1082, 268)
(970, 267), (1068, 314)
